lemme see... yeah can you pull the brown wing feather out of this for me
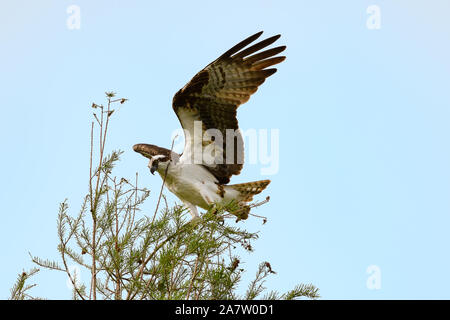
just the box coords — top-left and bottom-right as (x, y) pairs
(173, 31), (286, 184)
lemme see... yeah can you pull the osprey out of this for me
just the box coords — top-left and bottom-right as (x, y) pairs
(133, 31), (286, 220)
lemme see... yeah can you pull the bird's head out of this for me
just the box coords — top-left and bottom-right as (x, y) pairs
(133, 143), (172, 175)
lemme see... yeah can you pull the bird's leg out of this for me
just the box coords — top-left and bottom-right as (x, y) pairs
(182, 200), (199, 219)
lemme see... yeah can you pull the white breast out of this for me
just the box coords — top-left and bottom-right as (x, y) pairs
(159, 162), (221, 209)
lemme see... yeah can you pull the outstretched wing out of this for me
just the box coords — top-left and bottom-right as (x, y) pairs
(173, 31), (286, 184)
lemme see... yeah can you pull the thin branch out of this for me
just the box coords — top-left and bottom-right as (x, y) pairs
(151, 134), (178, 224)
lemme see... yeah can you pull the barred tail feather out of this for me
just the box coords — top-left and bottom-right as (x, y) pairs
(227, 179), (271, 203)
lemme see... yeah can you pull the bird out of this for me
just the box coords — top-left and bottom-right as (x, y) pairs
(133, 31), (286, 220)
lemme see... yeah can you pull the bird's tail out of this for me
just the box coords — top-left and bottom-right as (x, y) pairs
(227, 179), (271, 203)
(225, 180), (270, 221)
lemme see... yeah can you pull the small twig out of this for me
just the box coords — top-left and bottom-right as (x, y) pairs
(186, 256), (200, 300)
(130, 172), (138, 232)
(249, 196), (270, 209)
(56, 246), (86, 300)
(93, 113), (101, 126)
(151, 134), (178, 224)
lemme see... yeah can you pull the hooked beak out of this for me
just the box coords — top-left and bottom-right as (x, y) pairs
(150, 162), (158, 175)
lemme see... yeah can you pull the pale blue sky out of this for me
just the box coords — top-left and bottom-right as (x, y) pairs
(1, 1), (450, 299)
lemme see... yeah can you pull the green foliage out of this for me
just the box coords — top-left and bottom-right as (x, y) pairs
(9, 268), (40, 300)
(10, 92), (319, 300)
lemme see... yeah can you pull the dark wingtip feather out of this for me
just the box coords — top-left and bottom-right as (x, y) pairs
(244, 46), (286, 64)
(275, 45), (287, 54)
(218, 31), (264, 60)
(233, 34), (283, 59)
(263, 68), (278, 77)
(271, 34), (281, 41)
(254, 31), (264, 38)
